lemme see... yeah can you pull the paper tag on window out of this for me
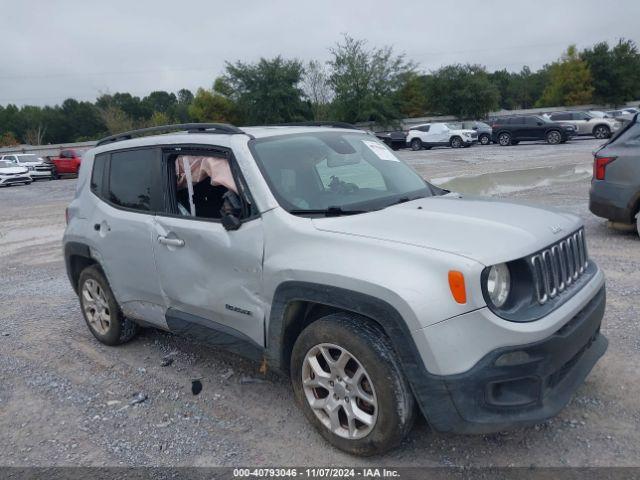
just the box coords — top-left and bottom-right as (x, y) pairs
(362, 140), (399, 161)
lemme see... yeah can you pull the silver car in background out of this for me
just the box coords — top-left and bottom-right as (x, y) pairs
(545, 111), (622, 139)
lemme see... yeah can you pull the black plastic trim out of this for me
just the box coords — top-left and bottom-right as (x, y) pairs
(166, 308), (263, 362)
(96, 123), (246, 147)
(63, 241), (92, 292)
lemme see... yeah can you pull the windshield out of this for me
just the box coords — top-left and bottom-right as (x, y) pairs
(251, 131), (432, 214)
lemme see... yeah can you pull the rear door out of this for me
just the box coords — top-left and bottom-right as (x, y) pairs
(151, 145), (266, 347)
(510, 117), (530, 140)
(91, 147), (166, 326)
(572, 112), (591, 134)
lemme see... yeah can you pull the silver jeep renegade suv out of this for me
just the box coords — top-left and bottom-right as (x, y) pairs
(63, 122), (607, 455)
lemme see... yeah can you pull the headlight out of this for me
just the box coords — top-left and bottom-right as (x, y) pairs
(486, 263), (510, 307)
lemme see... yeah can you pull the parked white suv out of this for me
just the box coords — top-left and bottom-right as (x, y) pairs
(0, 159), (31, 186)
(406, 122), (478, 150)
(63, 122), (607, 455)
(0, 153), (54, 180)
(545, 111), (621, 139)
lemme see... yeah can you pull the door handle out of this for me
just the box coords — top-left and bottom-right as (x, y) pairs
(158, 236), (185, 247)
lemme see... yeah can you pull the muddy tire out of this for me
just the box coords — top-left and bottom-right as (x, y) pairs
(546, 130), (562, 144)
(290, 312), (415, 456)
(498, 132), (512, 146)
(78, 265), (138, 346)
(410, 138), (422, 151)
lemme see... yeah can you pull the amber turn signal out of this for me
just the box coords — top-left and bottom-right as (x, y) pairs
(448, 270), (467, 304)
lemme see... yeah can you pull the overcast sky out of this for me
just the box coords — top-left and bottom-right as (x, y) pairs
(2, 0), (639, 107)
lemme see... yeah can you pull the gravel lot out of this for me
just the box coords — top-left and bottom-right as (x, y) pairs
(1, 138), (639, 467)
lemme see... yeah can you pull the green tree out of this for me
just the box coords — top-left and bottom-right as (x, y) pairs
(188, 87), (240, 124)
(536, 45), (594, 107)
(426, 64), (500, 119)
(328, 35), (414, 125)
(396, 72), (428, 118)
(222, 57), (310, 124)
(582, 39), (640, 105)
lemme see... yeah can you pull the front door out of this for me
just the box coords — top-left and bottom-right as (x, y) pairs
(152, 147), (266, 347)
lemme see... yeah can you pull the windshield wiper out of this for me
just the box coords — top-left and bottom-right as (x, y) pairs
(289, 206), (368, 217)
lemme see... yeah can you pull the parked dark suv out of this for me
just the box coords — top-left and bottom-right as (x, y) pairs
(491, 115), (576, 146)
(589, 114), (640, 236)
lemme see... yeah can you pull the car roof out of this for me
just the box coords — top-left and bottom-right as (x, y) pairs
(89, 126), (369, 155)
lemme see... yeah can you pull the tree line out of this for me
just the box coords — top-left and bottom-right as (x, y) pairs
(2, 36), (640, 146)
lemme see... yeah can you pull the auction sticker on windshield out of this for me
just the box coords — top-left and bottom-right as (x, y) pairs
(362, 140), (399, 161)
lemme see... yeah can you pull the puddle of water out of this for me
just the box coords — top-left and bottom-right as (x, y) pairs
(431, 163), (592, 196)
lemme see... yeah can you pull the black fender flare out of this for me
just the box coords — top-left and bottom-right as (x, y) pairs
(64, 241), (93, 293)
(265, 281), (426, 380)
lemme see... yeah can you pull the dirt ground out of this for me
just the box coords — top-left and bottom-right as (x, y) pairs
(0, 138), (639, 467)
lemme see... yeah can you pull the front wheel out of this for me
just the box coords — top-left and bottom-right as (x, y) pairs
(291, 313), (415, 456)
(546, 130), (562, 144)
(450, 136), (463, 148)
(479, 133), (491, 145)
(593, 125), (611, 139)
(410, 138), (422, 151)
(78, 265), (138, 346)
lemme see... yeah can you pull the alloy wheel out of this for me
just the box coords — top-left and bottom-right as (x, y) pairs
(594, 126), (609, 139)
(547, 131), (561, 144)
(302, 343), (378, 440)
(498, 133), (511, 146)
(81, 278), (111, 335)
(480, 135), (490, 145)
(451, 137), (462, 148)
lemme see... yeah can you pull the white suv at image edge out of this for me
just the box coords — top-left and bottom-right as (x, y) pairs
(0, 159), (31, 186)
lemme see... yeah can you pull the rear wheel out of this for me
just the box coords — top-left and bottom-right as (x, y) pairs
(290, 313), (415, 456)
(593, 125), (611, 139)
(546, 130), (562, 144)
(498, 132), (512, 146)
(450, 136), (463, 148)
(479, 133), (491, 145)
(410, 138), (422, 151)
(78, 266), (138, 346)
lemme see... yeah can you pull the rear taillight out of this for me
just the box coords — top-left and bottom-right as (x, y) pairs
(593, 156), (616, 180)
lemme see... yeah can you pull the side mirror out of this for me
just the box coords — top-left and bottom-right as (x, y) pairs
(220, 190), (243, 231)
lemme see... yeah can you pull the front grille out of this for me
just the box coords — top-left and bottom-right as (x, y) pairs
(34, 165), (51, 171)
(530, 229), (588, 304)
(471, 132), (478, 138)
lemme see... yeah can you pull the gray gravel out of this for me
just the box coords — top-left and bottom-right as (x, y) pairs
(0, 138), (639, 467)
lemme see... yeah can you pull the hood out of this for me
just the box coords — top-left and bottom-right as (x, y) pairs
(0, 166), (29, 174)
(19, 161), (44, 166)
(312, 195), (582, 266)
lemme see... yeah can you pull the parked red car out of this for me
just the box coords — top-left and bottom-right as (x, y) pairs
(49, 149), (84, 177)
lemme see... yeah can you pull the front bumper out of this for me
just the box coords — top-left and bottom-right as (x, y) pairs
(0, 175), (31, 185)
(412, 286), (607, 434)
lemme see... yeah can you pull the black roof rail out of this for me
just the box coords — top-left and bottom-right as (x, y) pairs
(264, 121), (362, 130)
(95, 123), (246, 147)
